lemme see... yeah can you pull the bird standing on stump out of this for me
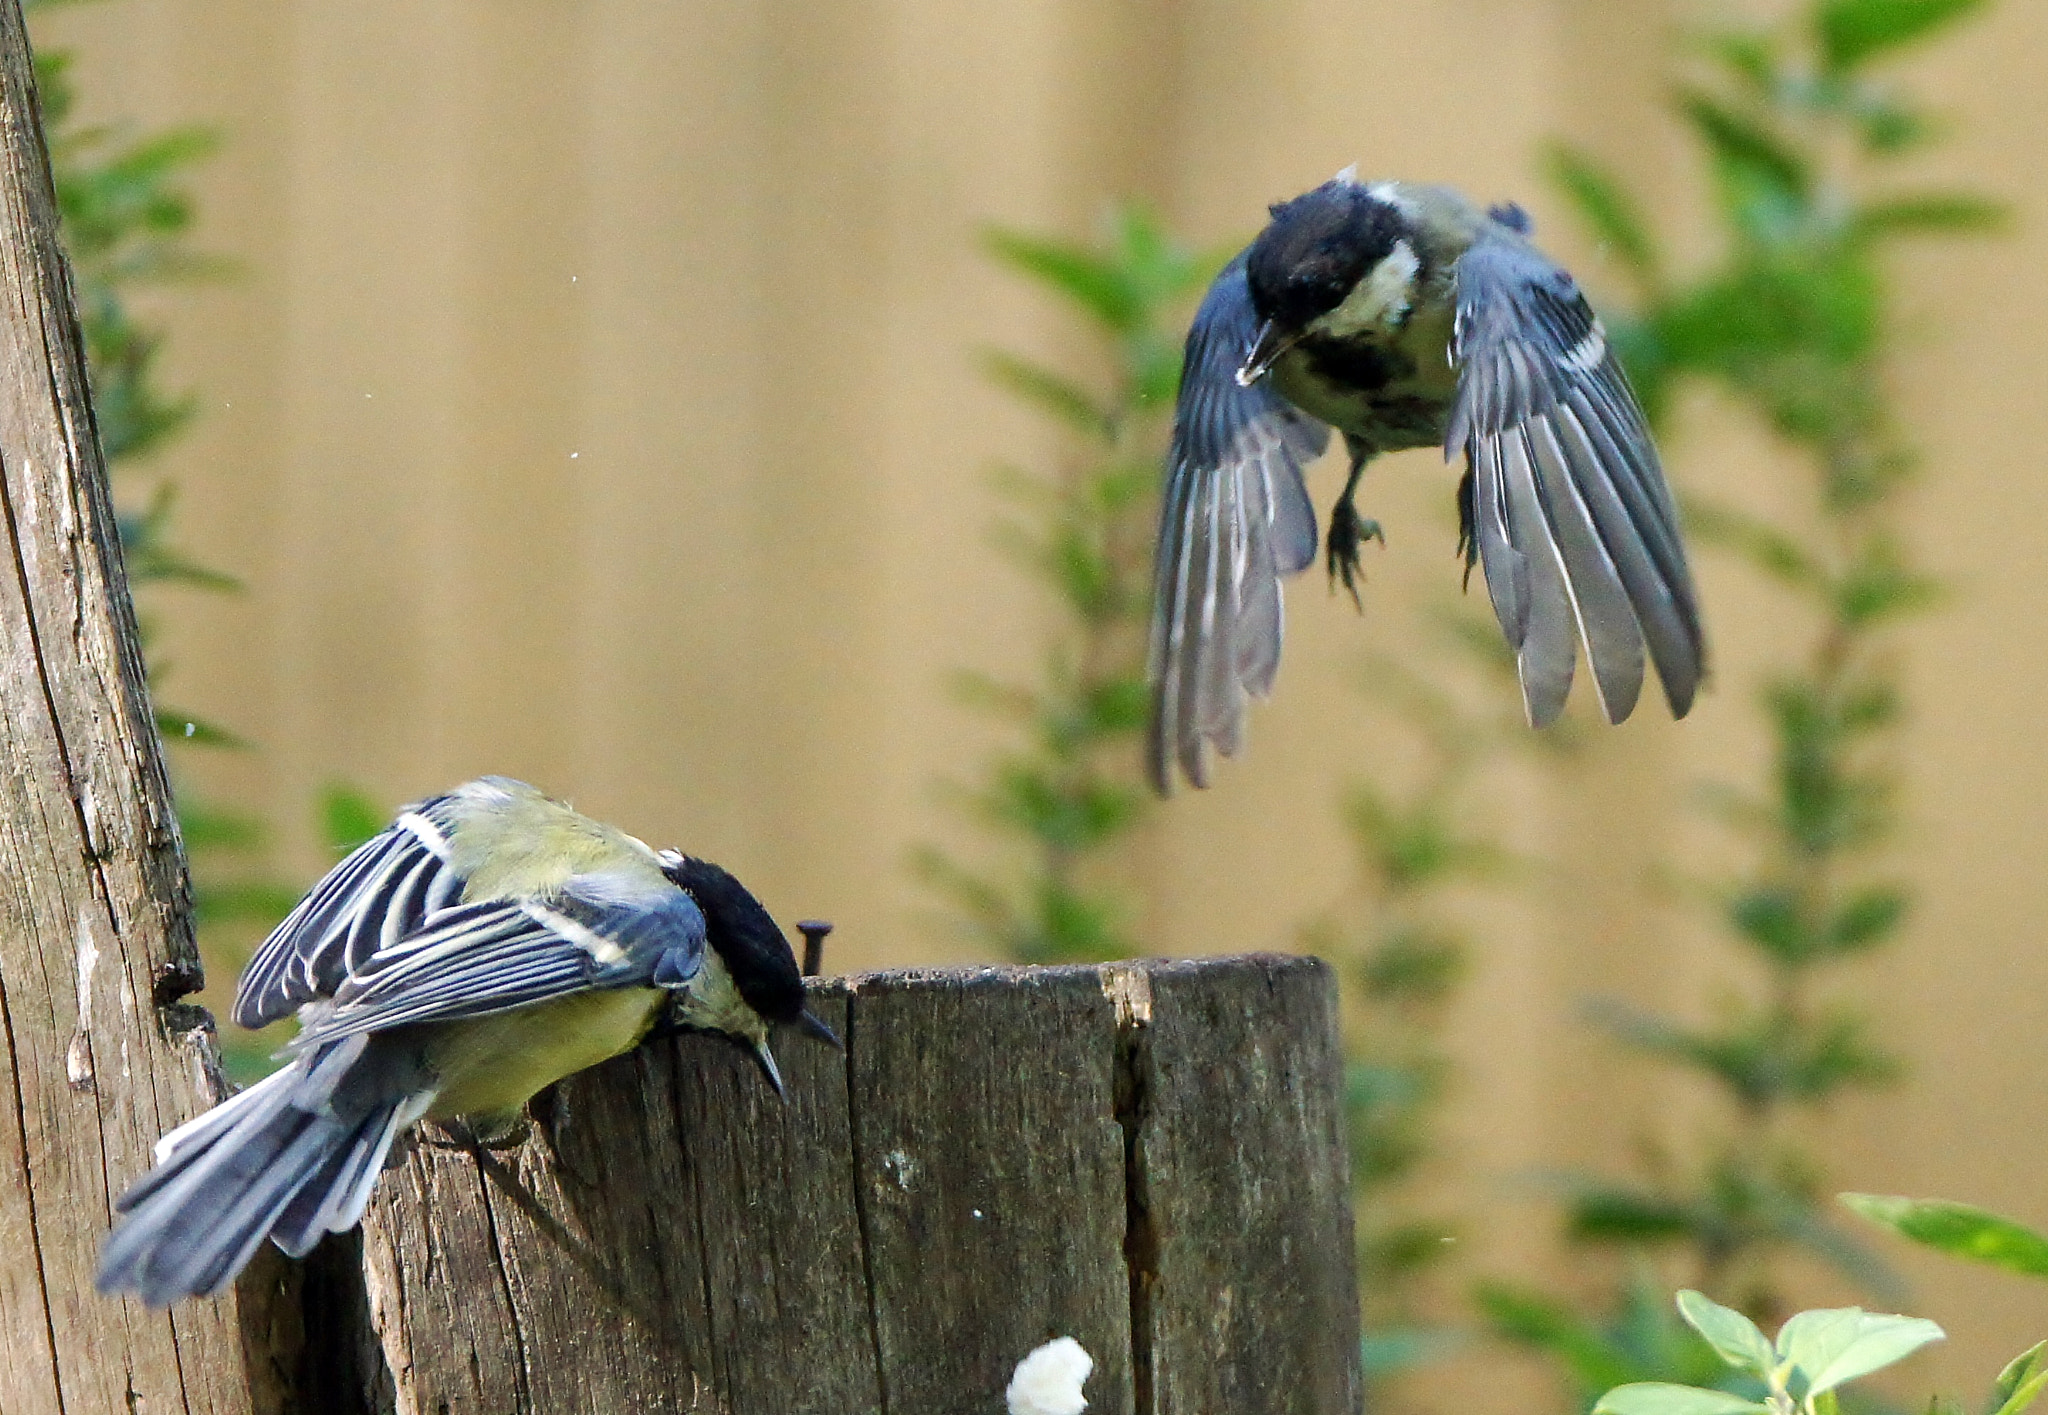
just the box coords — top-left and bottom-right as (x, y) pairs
(98, 775), (839, 1307)
(1149, 170), (1706, 792)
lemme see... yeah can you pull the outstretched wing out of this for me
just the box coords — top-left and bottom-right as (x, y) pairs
(1148, 253), (1330, 793)
(1447, 225), (1705, 728)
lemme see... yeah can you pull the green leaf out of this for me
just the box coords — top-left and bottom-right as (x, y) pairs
(1853, 96), (1938, 152)
(178, 800), (267, 853)
(1841, 1194), (2048, 1278)
(1993, 1343), (2048, 1415)
(1676, 1290), (1776, 1377)
(192, 880), (303, 926)
(1478, 1284), (1644, 1393)
(1359, 1327), (1462, 1377)
(320, 783), (385, 856)
(983, 227), (1143, 332)
(1545, 144), (1659, 279)
(1593, 1384), (1769, 1415)
(979, 350), (1113, 440)
(1680, 499), (1827, 593)
(1702, 30), (1779, 95)
(1817, 0), (1988, 73)
(1586, 997), (1899, 1105)
(155, 708), (249, 750)
(1357, 928), (1465, 1002)
(1855, 193), (2008, 240)
(1838, 541), (1942, 625)
(1727, 886), (1811, 961)
(1679, 93), (1810, 231)
(1829, 888), (1907, 952)
(1567, 1185), (1699, 1245)
(1080, 675), (1149, 735)
(1108, 204), (1214, 305)
(1775, 1306), (1944, 1396)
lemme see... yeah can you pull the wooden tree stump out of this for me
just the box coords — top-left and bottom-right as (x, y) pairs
(344, 954), (1360, 1415)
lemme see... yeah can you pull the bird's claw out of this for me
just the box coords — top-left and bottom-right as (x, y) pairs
(1325, 500), (1384, 611)
(427, 1115), (530, 1153)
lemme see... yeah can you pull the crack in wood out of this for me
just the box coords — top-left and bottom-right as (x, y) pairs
(0, 956), (67, 1413)
(1109, 966), (1158, 1415)
(839, 987), (891, 1415)
(471, 1162), (535, 1414)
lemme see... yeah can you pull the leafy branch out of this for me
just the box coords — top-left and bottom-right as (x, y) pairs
(917, 209), (1224, 962)
(1493, 0), (2002, 1392)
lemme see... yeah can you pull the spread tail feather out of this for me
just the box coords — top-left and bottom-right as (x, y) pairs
(98, 1037), (432, 1306)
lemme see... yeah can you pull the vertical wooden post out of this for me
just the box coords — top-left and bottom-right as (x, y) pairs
(352, 955), (1361, 1415)
(0, 3), (281, 1410)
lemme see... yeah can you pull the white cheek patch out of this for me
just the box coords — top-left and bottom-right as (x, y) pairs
(1313, 238), (1422, 338)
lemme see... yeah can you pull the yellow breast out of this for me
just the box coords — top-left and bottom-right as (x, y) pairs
(422, 986), (667, 1120)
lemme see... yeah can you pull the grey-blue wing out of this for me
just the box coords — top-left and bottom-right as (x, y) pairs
(1148, 253), (1330, 793)
(1447, 228), (1704, 728)
(232, 797), (467, 1030)
(291, 875), (707, 1046)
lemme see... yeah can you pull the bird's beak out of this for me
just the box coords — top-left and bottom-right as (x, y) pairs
(751, 1039), (787, 1101)
(797, 1007), (843, 1051)
(1237, 320), (1301, 387)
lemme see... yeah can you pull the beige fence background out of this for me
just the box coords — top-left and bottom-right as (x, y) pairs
(40, 0), (2048, 1397)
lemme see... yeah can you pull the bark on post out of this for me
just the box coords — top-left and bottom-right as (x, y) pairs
(350, 954), (1361, 1415)
(0, 4), (282, 1411)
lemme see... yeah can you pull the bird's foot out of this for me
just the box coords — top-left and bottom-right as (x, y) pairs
(426, 1112), (530, 1153)
(1325, 498), (1384, 611)
(1454, 466), (1479, 591)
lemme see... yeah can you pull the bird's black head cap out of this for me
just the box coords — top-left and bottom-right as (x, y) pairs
(662, 854), (809, 1026)
(1245, 180), (1406, 331)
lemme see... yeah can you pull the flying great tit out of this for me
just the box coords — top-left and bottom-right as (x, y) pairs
(1149, 170), (1707, 792)
(97, 775), (838, 1307)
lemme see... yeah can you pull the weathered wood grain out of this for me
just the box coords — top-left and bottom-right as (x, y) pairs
(1126, 956), (1361, 1415)
(360, 992), (880, 1415)
(845, 964), (1135, 1415)
(351, 955), (1359, 1415)
(0, 2), (279, 1411)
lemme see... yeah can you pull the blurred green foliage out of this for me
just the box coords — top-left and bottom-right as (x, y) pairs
(916, 208), (1226, 962)
(1493, 0), (2001, 1397)
(1315, 618), (1580, 1404)
(27, 0), (327, 1017)
(32, 4), (219, 466)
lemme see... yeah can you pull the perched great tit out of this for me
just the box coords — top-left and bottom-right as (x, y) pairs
(1149, 170), (1707, 791)
(97, 775), (838, 1307)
